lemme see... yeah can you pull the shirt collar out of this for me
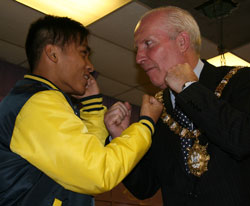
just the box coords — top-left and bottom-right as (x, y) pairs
(194, 59), (204, 79)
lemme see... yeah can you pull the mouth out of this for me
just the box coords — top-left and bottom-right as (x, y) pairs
(83, 74), (89, 80)
(82, 74), (89, 88)
(144, 67), (157, 73)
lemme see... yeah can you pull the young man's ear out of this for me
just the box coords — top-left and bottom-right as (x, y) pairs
(44, 44), (58, 63)
(177, 31), (190, 53)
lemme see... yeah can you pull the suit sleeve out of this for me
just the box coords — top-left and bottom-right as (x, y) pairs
(177, 68), (250, 159)
(123, 117), (167, 199)
(9, 90), (154, 195)
(123, 144), (161, 200)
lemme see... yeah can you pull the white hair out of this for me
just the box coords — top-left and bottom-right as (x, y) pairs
(141, 6), (202, 55)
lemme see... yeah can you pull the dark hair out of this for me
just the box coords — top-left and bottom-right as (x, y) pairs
(25, 15), (89, 72)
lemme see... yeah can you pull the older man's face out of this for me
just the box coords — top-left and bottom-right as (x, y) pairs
(134, 14), (183, 89)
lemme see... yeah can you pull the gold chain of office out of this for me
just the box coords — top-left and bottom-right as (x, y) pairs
(154, 66), (242, 177)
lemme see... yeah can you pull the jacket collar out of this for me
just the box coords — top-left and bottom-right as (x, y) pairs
(24, 74), (59, 91)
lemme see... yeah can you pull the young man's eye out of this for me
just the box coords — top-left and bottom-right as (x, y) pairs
(81, 50), (89, 56)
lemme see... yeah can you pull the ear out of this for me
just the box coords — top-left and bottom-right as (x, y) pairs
(176, 32), (190, 53)
(44, 44), (58, 63)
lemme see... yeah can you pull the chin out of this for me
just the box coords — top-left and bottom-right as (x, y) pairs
(74, 88), (86, 96)
(78, 90), (86, 96)
(159, 84), (167, 90)
(150, 78), (165, 89)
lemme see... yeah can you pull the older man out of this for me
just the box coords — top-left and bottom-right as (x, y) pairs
(124, 6), (250, 206)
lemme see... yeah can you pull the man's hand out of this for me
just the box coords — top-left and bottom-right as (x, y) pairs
(104, 102), (132, 138)
(165, 63), (198, 93)
(140, 94), (163, 124)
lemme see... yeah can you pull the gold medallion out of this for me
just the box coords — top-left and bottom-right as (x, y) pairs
(154, 67), (242, 177)
(187, 139), (210, 177)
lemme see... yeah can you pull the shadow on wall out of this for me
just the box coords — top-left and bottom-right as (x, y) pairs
(0, 60), (27, 101)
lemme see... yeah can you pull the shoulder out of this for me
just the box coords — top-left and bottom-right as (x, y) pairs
(201, 60), (250, 84)
(215, 66), (250, 99)
(202, 59), (250, 77)
(27, 90), (69, 109)
(220, 66), (250, 83)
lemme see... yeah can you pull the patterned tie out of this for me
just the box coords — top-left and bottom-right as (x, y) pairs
(173, 104), (194, 173)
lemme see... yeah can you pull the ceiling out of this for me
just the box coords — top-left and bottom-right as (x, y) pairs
(0, 0), (249, 106)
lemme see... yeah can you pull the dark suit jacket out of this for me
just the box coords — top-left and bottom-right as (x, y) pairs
(124, 61), (250, 206)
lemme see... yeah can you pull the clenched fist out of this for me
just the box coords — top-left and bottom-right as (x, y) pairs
(165, 63), (198, 93)
(140, 94), (163, 124)
(104, 102), (131, 138)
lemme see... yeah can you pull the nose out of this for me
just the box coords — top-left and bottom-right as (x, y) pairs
(85, 57), (94, 73)
(136, 48), (146, 65)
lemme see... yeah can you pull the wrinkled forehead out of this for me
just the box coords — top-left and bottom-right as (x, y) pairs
(134, 16), (166, 45)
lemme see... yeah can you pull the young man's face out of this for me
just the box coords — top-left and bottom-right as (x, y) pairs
(56, 38), (94, 95)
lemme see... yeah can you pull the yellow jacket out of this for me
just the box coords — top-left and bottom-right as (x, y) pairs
(10, 74), (154, 195)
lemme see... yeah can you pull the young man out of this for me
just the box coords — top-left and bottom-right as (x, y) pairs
(124, 6), (250, 206)
(0, 15), (163, 206)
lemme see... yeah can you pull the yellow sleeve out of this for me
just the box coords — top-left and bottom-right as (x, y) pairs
(79, 95), (108, 145)
(10, 90), (153, 195)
